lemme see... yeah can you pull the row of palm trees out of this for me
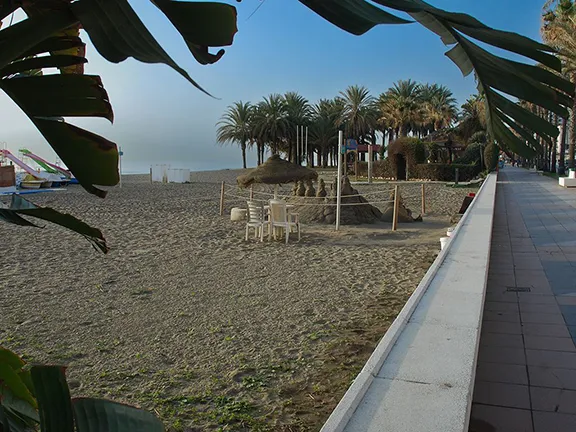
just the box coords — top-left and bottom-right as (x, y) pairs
(216, 81), (465, 168)
(541, 0), (576, 172)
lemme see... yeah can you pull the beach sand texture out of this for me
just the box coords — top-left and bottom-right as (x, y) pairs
(0, 169), (477, 431)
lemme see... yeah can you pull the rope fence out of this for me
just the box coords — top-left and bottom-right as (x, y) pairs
(219, 181), (429, 231)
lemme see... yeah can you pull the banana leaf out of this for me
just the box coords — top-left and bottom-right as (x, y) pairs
(0, 195), (108, 253)
(73, 399), (165, 432)
(71, 0), (209, 94)
(152, 0), (238, 65)
(30, 366), (74, 432)
(300, 0), (574, 157)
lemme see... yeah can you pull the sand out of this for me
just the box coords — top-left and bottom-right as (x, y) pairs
(0, 169), (477, 431)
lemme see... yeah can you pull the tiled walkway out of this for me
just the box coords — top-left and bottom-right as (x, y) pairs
(470, 167), (576, 432)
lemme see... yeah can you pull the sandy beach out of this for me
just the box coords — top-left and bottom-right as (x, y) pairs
(0, 169), (477, 431)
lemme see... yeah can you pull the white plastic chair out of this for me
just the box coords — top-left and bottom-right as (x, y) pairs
(268, 199), (300, 243)
(245, 201), (265, 242)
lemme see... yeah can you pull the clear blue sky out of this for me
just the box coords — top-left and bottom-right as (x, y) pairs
(0, 0), (547, 172)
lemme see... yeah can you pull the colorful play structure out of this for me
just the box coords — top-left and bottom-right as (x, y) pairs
(0, 148), (74, 191)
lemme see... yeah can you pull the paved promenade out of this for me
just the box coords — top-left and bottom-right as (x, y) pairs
(470, 167), (576, 432)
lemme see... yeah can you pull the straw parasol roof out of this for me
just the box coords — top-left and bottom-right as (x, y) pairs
(237, 155), (318, 188)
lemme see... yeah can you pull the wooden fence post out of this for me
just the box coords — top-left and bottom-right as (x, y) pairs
(392, 185), (399, 231)
(421, 183), (426, 215)
(250, 185), (254, 200)
(219, 181), (225, 216)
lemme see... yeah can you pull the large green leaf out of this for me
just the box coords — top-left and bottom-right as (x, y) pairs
(0, 8), (78, 71)
(0, 364), (35, 409)
(0, 348), (25, 372)
(1, 75), (113, 122)
(300, 0), (411, 35)
(0, 55), (87, 78)
(153, 0), (238, 65)
(302, 0), (574, 156)
(0, 195), (109, 253)
(30, 366), (74, 432)
(71, 0), (208, 94)
(1, 389), (40, 430)
(73, 399), (164, 432)
(0, 74), (117, 197)
(21, 36), (85, 59)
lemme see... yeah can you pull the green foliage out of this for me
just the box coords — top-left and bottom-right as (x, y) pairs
(426, 142), (442, 163)
(0, 194), (107, 253)
(454, 142), (484, 177)
(412, 163), (478, 182)
(0, 348), (164, 431)
(356, 159), (394, 179)
(302, 0), (573, 157)
(484, 143), (499, 171)
(388, 137), (426, 178)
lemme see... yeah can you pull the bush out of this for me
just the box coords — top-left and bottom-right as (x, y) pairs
(454, 143), (484, 177)
(388, 137), (426, 179)
(484, 143), (499, 171)
(412, 163), (478, 182)
(426, 142), (442, 163)
(356, 159), (394, 179)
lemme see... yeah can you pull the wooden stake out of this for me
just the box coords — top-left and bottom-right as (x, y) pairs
(150, 167), (152, 184)
(250, 185), (254, 200)
(219, 181), (225, 216)
(392, 185), (399, 231)
(421, 183), (426, 215)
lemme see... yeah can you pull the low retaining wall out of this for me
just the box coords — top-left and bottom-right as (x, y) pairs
(322, 173), (498, 432)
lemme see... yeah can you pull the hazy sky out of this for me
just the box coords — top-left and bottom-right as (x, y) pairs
(0, 0), (546, 172)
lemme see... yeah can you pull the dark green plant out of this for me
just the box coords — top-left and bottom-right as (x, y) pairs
(0, 347), (163, 432)
(454, 142), (484, 177)
(484, 143), (500, 171)
(388, 137), (426, 178)
(412, 163), (478, 181)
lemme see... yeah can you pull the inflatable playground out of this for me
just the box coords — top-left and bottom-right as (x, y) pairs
(0, 148), (78, 194)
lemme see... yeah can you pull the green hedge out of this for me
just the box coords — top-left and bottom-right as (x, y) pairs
(454, 143), (484, 177)
(484, 143), (499, 171)
(356, 159), (394, 179)
(412, 163), (478, 182)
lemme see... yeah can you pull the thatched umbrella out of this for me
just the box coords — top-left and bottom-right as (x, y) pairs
(237, 155), (318, 197)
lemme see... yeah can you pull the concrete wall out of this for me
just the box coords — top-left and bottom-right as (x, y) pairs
(322, 173), (498, 432)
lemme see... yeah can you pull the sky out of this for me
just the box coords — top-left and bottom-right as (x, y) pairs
(0, 0), (548, 172)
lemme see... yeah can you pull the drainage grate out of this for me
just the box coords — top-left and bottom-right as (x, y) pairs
(506, 286), (531, 292)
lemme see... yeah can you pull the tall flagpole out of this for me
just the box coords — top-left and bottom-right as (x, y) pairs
(336, 131), (343, 231)
(296, 125), (299, 164)
(305, 126), (309, 166)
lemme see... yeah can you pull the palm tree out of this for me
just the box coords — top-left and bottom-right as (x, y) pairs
(310, 99), (339, 167)
(458, 94), (487, 143)
(283, 92), (312, 163)
(542, 0), (576, 170)
(338, 85), (377, 146)
(252, 94), (289, 156)
(216, 101), (253, 169)
(378, 79), (422, 138)
(420, 83), (458, 134)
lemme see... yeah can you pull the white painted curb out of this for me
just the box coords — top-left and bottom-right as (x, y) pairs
(321, 174), (497, 432)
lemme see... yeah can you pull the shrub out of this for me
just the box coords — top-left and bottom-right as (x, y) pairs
(412, 163), (478, 182)
(388, 137), (426, 179)
(454, 142), (484, 177)
(356, 159), (394, 179)
(484, 143), (499, 171)
(426, 142), (442, 163)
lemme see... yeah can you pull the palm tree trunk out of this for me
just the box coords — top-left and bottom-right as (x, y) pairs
(569, 79), (576, 169)
(256, 141), (262, 166)
(241, 141), (247, 169)
(558, 116), (568, 175)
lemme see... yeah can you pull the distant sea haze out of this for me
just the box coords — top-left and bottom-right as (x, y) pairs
(120, 160), (243, 175)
